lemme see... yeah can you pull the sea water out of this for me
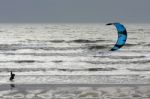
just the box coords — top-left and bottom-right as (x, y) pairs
(0, 23), (150, 99)
(0, 23), (150, 84)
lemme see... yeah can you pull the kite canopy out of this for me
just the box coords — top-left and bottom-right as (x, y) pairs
(106, 22), (127, 51)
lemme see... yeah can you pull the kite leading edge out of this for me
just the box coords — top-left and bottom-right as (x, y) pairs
(106, 22), (127, 51)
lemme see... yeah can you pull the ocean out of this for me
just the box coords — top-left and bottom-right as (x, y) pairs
(0, 23), (150, 98)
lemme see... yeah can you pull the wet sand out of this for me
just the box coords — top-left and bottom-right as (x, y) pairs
(0, 84), (150, 99)
(0, 75), (150, 98)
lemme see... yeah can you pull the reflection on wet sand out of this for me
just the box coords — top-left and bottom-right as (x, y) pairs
(10, 84), (15, 90)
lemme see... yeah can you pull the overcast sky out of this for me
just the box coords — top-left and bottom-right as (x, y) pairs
(0, 0), (149, 23)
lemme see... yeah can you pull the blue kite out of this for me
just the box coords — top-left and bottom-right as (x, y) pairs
(106, 23), (127, 51)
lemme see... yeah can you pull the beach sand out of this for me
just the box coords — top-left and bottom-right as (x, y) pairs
(0, 75), (150, 99)
(0, 84), (150, 99)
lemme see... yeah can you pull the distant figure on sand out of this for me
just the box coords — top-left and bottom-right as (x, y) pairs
(10, 71), (15, 81)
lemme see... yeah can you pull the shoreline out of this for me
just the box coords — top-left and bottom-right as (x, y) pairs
(1, 83), (150, 87)
(0, 75), (150, 84)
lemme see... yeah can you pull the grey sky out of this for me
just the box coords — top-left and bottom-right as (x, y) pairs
(0, 0), (149, 23)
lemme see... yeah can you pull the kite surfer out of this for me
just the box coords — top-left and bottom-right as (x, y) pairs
(9, 71), (15, 81)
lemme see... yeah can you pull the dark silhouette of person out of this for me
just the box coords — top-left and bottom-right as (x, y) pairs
(9, 71), (15, 81)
